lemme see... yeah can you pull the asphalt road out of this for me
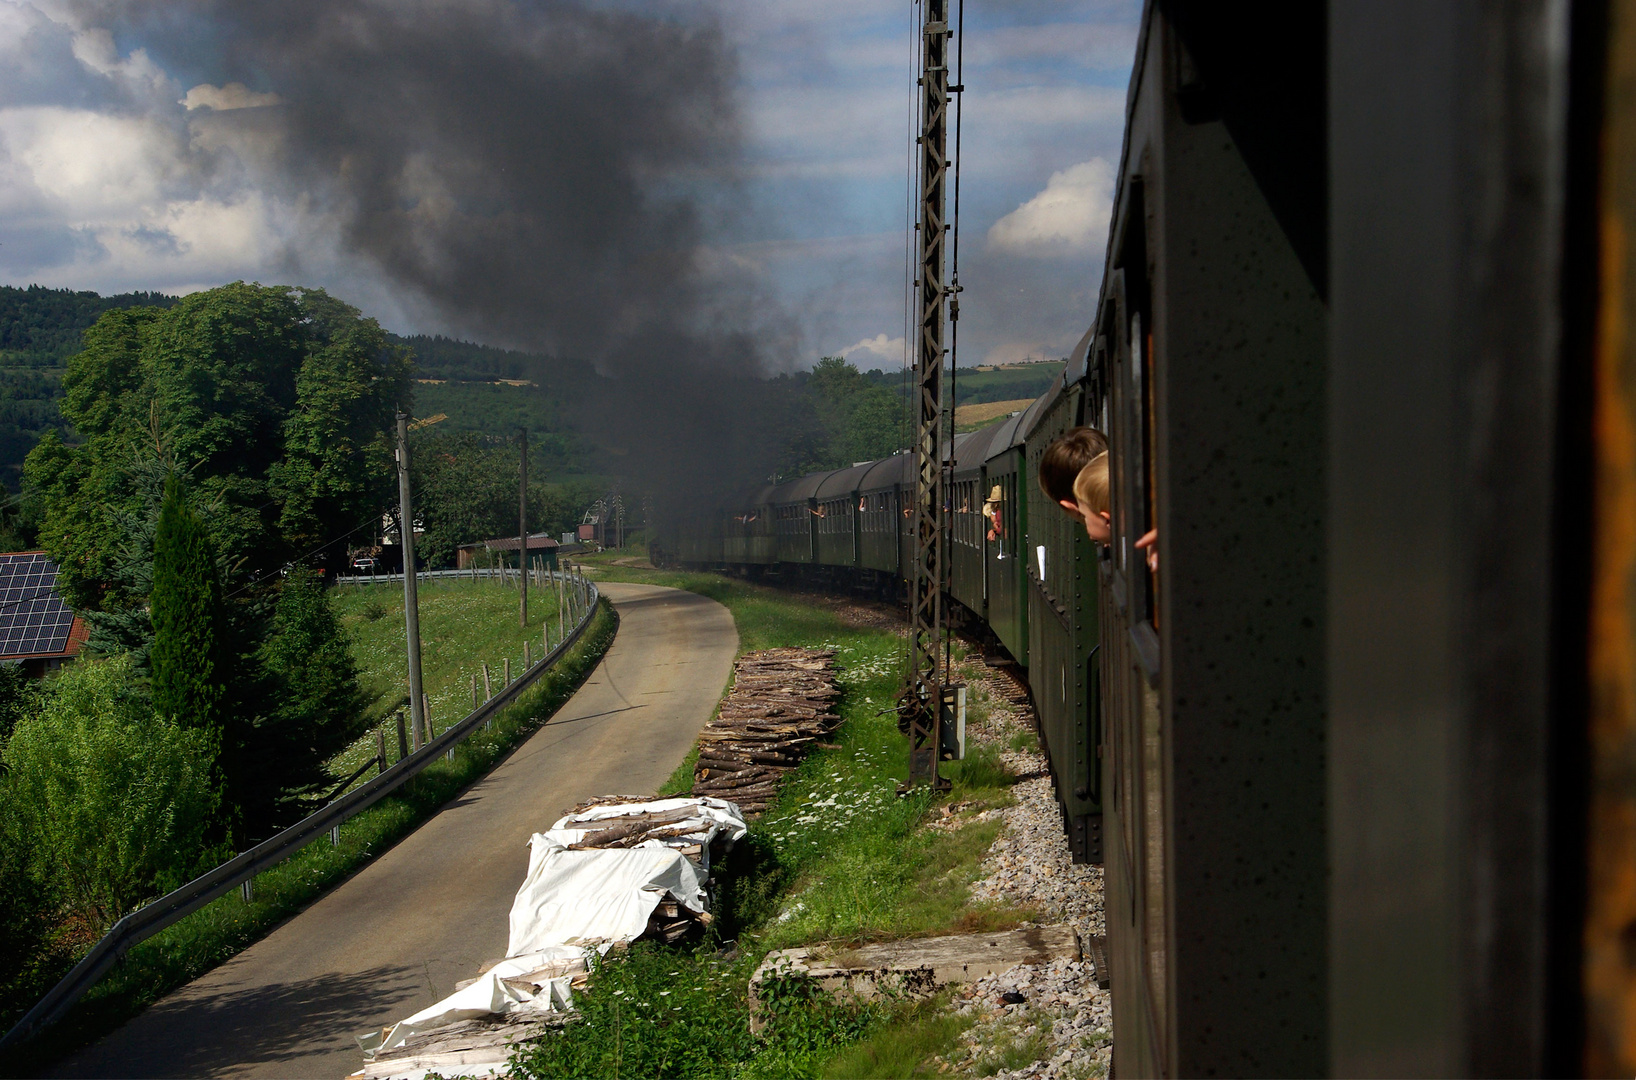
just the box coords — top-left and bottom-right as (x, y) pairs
(53, 581), (737, 1080)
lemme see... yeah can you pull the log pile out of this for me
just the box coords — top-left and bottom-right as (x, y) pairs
(645, 893), (714, 943)
(689, 647), (840, 817)
(560, 804), (712, 862)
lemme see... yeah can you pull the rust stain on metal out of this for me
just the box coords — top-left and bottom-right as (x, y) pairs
(1588, 16), (1636, 1067)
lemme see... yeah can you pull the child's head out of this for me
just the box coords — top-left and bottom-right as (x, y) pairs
(1038, 427), (1109, 520)
(1073, 452), (1112, 543)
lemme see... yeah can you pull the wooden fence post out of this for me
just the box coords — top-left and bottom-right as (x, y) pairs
(504, 657), (511, 687)
(483, 662), (492, 701)
(398, 707), (411, 758)
(525, 640), (532, 668)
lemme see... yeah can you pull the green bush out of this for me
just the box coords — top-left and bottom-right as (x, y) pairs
(0, 661), (37, 745)
(2, 655), (220, 927)
(0, 802), (55, 1032)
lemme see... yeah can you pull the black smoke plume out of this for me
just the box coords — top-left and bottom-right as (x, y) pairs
(87, 0), (797, 501)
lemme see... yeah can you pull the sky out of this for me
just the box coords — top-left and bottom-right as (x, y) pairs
(0, 0), (1140, 372)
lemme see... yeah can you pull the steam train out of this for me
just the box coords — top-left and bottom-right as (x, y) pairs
(670, 0), (1636, 1075)
(668, 363), (1105, 861)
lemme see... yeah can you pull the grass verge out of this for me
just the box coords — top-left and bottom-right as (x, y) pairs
(3, 599), (616, 1079)
(512, 561), (1032, 1078)
(327, 577), (565, 778)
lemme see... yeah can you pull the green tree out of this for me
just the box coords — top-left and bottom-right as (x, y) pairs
(244, 570), (374, 829)
(26, 283), (411, 616)
(149, 474), (229, 735)
(408, 431), (601, 567)
(2, 654), (219, 925)
(799, 357), (906, 470)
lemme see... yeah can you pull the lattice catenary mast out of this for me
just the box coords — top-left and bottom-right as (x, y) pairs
(900, 0), (952, 788)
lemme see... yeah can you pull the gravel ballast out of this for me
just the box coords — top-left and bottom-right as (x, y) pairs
(929, 657), (1113, 1080)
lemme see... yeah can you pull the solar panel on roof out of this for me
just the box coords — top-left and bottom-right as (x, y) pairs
(0, 552), (74, 658)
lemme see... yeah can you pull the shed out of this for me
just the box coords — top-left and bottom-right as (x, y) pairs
(458, 533), (560, 570)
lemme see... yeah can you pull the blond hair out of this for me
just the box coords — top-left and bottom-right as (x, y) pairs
(1073, 452), (1110, 516)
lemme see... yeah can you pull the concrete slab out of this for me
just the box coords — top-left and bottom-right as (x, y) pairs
(750, 925), (1081, 1024)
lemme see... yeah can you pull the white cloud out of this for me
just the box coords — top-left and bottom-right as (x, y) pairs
(968, 23), (1139, 70)
(180, 82), (283, 112)
(839, 333), (904, 364)
(985, 158), (1114, 258)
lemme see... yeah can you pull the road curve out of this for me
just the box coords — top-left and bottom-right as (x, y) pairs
(53, 582), (737, 1080)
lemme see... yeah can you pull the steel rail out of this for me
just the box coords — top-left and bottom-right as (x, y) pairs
(0, 573), (602, 1054)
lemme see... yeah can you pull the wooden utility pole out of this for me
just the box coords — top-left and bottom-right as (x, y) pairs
(899, 0), (952, 789)
(519, 427), (528, 628)
(396, 412), (427, 749)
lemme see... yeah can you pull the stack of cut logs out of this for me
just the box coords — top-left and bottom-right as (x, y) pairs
(689, 647), (840, 817)
(555, 795), (720, 943)
(558, 798), (713, 862)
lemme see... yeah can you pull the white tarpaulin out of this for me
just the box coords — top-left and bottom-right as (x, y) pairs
(506, 839), (707, 956)
(357, 946), (590, 1058)
(359, 797), (743, 1064)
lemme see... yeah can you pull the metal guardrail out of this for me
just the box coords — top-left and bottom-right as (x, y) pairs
(0, 571), (603, 1054)
(335, 566), (526, 586)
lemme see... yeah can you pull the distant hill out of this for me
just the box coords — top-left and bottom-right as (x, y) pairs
(0, 286), (610, 486)
(0, 285), (178, 486)
(0, 284), (175, 366)
(858, 360), (1062, 408)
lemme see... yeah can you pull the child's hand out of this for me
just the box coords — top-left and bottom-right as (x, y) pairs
(1135, 529), (1159, 572)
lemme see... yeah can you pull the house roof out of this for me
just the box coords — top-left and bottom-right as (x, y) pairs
(0, 551), (81, 659)
(461, 533), (561, 552)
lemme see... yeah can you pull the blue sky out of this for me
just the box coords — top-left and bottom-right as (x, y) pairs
(0, 0), (1139, 370)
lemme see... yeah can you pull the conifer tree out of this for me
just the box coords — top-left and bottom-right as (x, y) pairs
(149, 474), (229, 733)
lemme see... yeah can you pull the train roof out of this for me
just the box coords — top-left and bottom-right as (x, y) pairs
(953, 419), (1008, 472)
(1064, 323), (1095, 386)
(814, 461), (876, 499)
(770, 468), (839, 504)
(1016, 371), (1065, 441)
(858, 452), (911, 491)
(986, 413), (1027, 459)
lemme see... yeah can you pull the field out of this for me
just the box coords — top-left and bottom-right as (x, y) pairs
(329, 576), (566, 774)
(862, 362), (1062, 409)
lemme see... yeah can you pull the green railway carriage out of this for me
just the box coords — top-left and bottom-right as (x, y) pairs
(981, 415), (1029, 664)
(722, 485), (778, 565)
(948, 422), (1008, 620)
(1021, 367), (1103, 865)
(814, 463), (872, 568)
(857, 455), (910, 576)
(678, 366), (1105, 865)
(771, 471), (832, 565)
(675, 504), (724, 566)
